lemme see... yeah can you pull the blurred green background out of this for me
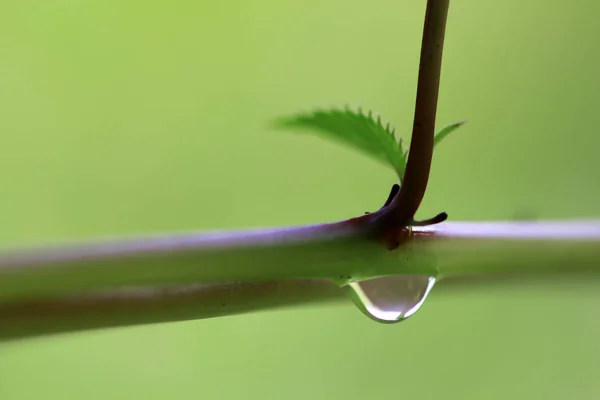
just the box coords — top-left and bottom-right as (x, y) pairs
(1, 0), (600, 398)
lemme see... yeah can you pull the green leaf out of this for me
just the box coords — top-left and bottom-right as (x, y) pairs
(274, 107), (408, 179)
(274, 107), (466, 180)
(434, 120), (467, 148)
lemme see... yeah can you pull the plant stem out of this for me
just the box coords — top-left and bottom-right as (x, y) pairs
(387, 0), (451, 226)
(2, 219), (599, 301)
(0, 217), (364, 300)
(419, 220), (600, 277)
(2, 1), (597, 343)
(0, 279), (342, 341)
(2, 220), (599, 341)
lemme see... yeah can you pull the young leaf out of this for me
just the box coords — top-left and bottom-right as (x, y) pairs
(274, 108), (466, 181)
(434, 120), (467, 148)
(274, 107), (408, 180)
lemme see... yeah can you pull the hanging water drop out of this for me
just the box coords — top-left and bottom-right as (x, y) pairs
(342, 275), (436, 323)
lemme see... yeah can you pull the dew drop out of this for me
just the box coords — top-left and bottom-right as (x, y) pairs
(342, 275), (436, 323)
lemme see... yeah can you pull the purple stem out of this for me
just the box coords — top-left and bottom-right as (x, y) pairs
(1, 219), (599, 341)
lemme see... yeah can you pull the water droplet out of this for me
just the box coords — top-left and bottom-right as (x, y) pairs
(342, 275), (436, 323)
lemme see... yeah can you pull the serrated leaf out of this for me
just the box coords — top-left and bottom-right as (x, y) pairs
(434, 120), (467, 148)
(274, 107), (408, 179)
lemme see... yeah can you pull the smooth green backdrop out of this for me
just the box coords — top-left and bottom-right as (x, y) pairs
(1, 0), (599, 399)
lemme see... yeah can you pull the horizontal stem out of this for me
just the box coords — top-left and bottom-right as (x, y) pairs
(0, 217), (381, 300)
(0, 279), (342, 341)
(422, 220), (600, 277)
(1, 219), (599, 303)
(1, 220), (600, 341)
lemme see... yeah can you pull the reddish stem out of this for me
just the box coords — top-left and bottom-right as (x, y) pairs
(386, 0), (451, 227)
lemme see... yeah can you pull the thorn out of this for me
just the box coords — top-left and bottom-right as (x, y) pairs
(376, 115), (381, 125)
(382, 184), (401, 208)
(409, 212), (448, 226)
(368, 110), (373, 118)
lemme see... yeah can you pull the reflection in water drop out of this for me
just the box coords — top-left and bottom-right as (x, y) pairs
(342, 275), (436, 323)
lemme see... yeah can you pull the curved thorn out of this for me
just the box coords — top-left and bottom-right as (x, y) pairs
(365, 184), (400, 215)
(409, 212), (448, 226)
(382, 184), (401, 208)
